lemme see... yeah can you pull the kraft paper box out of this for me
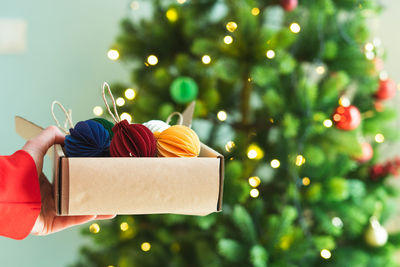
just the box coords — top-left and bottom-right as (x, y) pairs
(15, 111), (224, 216)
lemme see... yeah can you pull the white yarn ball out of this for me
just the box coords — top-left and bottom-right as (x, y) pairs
(143, 120), (170, 133)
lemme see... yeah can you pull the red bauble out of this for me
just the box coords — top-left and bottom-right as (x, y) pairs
(280, 0), (298, 11)
(333, 105), (361, 131)
(110, 120), (157, 157)
(355, 142), (373, 163)
(375, 79), (397, 100)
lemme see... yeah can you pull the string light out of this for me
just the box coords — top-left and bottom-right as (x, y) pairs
(289, 23), (301, 33)
(202, 55), (211, 64)
(365, 51), (375, 60)
(141, 242), (151, 252)
(171, 242), (181, 253)
(315, 65), (326, 75)
(130, 1), (139, 10)
(93, 106), (103, 116)
(89, 223), (100, 234)
(107, 49), (120, 61)
(248, 176), (261, 187)
(379, 71), (388, 81)
(166, 8), (178, 22)
(147, 55), (158, 66)
(250, 188), (259, 198)
(217, 110), (227, 121)
(225, 141), (235, 152)
(270, 159), (280, 168)
(302, 177), (310, 186)
(296, 155), (306, 166)
(251, 7), (260, 16)
(116, 97), (125, 107)
(364, 42), (374, 51)
(224, 35), (233, 44)
(332, 217), (343, 228)
(121, 112), (132, 123)
(125, 88), (137, 100)
(247, 144), (264, 160)
(323, 119), (333, 128)
(120, 222), (129, 231)
(266, 50), (275, 59)
(339, 96), (350, 107)
(226, 21), (238, 32)
(375, 133), (384, 143)
(320, 249), (331, 259)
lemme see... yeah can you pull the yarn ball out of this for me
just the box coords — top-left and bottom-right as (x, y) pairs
(154, 125), (200, 157)
(90, 118), (114, 139)
(110, 120), (157, 157)
(65, 120), (110, 157)
(143, 120), (171, 133)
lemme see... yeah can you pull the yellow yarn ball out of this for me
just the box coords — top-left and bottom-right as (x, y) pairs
(154, 125), (200, 157)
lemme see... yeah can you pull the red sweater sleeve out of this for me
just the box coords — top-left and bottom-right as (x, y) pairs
(0, 150), (41, 240)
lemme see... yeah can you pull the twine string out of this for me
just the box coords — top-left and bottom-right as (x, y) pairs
(51, 101), (74, 134)
(166, 112), (183, 125)
(102, 82), (121, 123)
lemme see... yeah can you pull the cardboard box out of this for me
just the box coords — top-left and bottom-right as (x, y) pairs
(15, 104), (224, 216)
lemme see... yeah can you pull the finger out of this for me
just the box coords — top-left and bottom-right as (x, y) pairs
(94, 215), (117, 220)
(52, 215), (96, 233)
(25, 126), (65, 155)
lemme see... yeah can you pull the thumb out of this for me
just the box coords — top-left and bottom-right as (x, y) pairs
(23, 126), (65, 173)
(23, 126), (65, 157)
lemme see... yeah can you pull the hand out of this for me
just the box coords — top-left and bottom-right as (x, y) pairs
(22, 126), (115, 236)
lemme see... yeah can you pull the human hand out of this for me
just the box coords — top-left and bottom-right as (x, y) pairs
(22, 126), (115, 236)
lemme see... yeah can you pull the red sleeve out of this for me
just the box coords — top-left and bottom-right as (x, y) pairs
(0, 150), (41, 240)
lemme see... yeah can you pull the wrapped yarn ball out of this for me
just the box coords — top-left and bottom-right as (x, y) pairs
(65, 120), (110, 157)
(143, 120), (171, 133)
(110, 120), (157, 157)
(90, 117), (114, 139)
(154, 125), (200, 157)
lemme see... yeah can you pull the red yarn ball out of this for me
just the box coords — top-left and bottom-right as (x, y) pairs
(375, 79), (396, 100)
(280, 0), (298, 11)
(355, 142), (373, 163)
(332, 105), (361, 131)
(110, 120), (157, 157)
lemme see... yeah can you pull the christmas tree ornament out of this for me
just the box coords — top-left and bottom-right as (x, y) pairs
(332, 105), (361, 131)
(52, 101), (111, 157)
(375, 78), (397, 100)
(65, 120), (111, 157)
(170, 77), (198, 104)
(280, 0), (298, 11)
(154, 112), (200, 157)
(90, 117), (115, 139)
(355, 142), (373, 163)
(143, 120), (170, 133)
(364, 217), (388, 247)
(102, 82), (157, 157)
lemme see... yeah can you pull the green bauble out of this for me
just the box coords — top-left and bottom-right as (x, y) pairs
(170, 77), (199, 104)
(90, 118), (115, 139)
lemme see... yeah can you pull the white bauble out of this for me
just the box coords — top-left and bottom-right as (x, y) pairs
(143, 120), (170, 133)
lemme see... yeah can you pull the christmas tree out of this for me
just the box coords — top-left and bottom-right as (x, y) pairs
(74, 0), (400, 266)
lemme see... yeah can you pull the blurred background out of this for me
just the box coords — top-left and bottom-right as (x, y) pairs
(0, 0), (399, 266)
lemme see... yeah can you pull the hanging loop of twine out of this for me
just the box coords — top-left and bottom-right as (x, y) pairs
(166, 112), (183, 125)
(51, 101), (74, 134)
(102, 82), (121, 124)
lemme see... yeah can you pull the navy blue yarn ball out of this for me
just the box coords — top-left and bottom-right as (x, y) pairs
(65, 120), (110, 157)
